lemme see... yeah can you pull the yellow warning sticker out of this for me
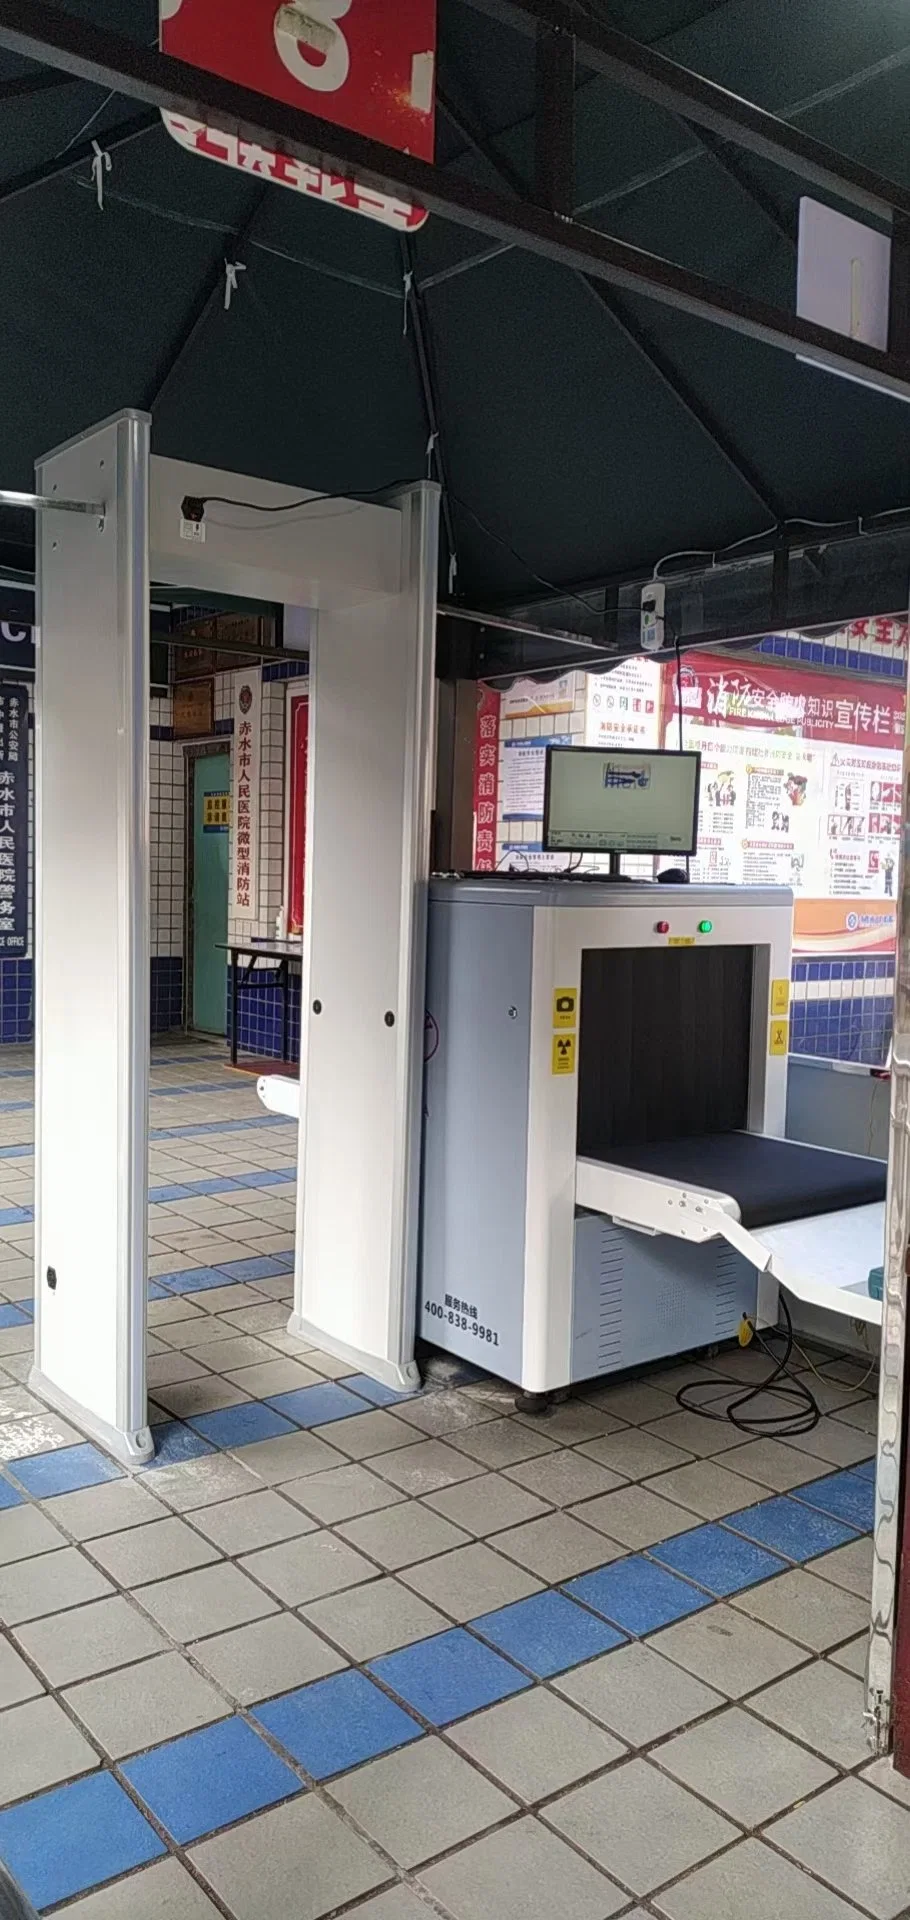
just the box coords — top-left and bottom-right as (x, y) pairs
(771, 977), (790, 1016)
(553, 988), (578, 1030)
(668, 936), (695, 947)
(552, 1033), (576, 1075)
(203, 791), (231, 831)
(769, 1019), (789, 1056)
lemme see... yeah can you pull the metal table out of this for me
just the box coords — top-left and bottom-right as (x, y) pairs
(219, 938), (301, 1067)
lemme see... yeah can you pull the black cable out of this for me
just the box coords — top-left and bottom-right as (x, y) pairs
(675, 1294), (821, 1437)
(449, 492), (602, 622)
(184, 479), (421, 518)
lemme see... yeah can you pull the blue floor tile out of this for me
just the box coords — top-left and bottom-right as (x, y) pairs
(0, 1475), (23, 1508)
(340, 1374), (421, 1407)
(0, 1771), (166, 1909)
(369, 1628), (530, 1726)
(147, 1282), (169, 1302)
(148, 1183), (194, 1202)
(158, 1266), (235, 1294)
(651, 1523), (788, 1596)
(853, 1458), (876, 1483)
(189, 1402), (297, 1448)
(791, 1470), (875, 1532)
(177, 1175), (242, 1196)
(143, 1421), (216, 1469)
(254, 1670), (423, 1778)
(563, 1557), (713, 1635)
(471, 1589), (626, 1677)
(239, 1168), (287, 1188)
(266, 1382), (371, 1427)
(0, 1205), (31, 1225)
(725, 1494), (859, 1562)
(10, 1443), (123, 1496)
(0, 1301), (28, 1328)
(216, 1255), (290, 1282)
(123, 1717), (302, 1844)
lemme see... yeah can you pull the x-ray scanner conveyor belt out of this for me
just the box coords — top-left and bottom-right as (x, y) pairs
(577, 1131), (887, 1327)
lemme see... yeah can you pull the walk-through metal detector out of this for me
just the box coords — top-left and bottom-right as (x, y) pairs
(33, 408), (438, 1464)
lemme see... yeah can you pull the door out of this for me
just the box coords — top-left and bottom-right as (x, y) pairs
(192, 753), (230, 1033)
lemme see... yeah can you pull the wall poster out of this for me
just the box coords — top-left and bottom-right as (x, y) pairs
(231, 670), (261, 921)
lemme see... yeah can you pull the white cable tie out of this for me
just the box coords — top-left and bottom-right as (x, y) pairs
(448, 550), (458, 595)
(90, 140), (111, 211)
(425, 430), (438, 477)
(402, 268), (413, 336)
(224, 260), (247, 311)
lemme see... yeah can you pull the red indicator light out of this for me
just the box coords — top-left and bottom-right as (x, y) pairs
(655, 921), (670, 934)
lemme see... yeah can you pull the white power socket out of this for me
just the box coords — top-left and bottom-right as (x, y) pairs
(640, 579), (665, 652)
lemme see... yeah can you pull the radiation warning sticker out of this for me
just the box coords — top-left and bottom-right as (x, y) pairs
(771, 978), (790, 1016)
(769, 1019), (789, 1056)
(553, 988), (578, 1030)
(552, 1033), (576, 1075)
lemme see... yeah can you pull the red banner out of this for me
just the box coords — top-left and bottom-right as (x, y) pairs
(160, 0), (436, 232)
(666, 650), (905, 747)
(286, 692), (309, 935)
(473, 684), (500, 871)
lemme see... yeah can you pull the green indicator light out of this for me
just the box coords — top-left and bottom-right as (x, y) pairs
(698, 920), (713, 934)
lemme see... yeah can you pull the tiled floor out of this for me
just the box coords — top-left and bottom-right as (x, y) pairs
(0, 1041), (903, 1917)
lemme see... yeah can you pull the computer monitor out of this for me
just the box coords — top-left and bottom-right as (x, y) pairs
(542, 746), (701, 856)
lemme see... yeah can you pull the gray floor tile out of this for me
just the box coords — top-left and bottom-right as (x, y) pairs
(781, 1419), (874, 1469)
(505, 1450), (623, 1507)
(392, 1390), (499, 1438)
(579, 1382), (676, 1425)
(0, 1413), (81, 1460)
(152, 1377), (251, 1418)
(223, 1359), (324, 1397)
(220, 1304), (290, 1335)
(191, 1490), (316, 1554)
(313, 1410), (419, 1461)
(338, 1502), (471, 1570)
(0, 1504), (66, 1565)
(829, 1634), (867, 1677)
(242, 1530), (377, 1605)
(421, 1815), (628, 1920)
(64, 1648), (229, 1757)
(448, 1685), (625, 1802)
(191, 1796), (389, 1920)
(89, 1516), (221, 1585)
(750, 1658), (869, 1767)
(0, 1634), (43, 1707)
(281, 1463), (405, 1525)
(423, 1473), (549, 1537)
(653, 1835), (867, 1919)
(300, 1347), (353, 1378)
(578, 1429), (694, 1480)
(642, 1458), (772, 1522)
(136, 1561), (278, 1640)
(330, 1736), (515, 1868)
(718, 1436), (833, 1489)
(769, 1775), (910, 1917)
(15, 1594), (167, 1686)
(731, 1567), (870, 1652)
(0, 1547), (113, 1624)
(191, 1611), (346, 1703)
(808, 1536), (873, 1600)
(191, 1335), (280, 1372)
(659, 1703), (833, 1822)
(63, 1857), (225, 1917)
(400, 1541), (542, 1619)
(513, 1402), (621, 1446)
(147, 1351), (212, 1388)
(230, 1430), (346, 1483)
(43, 1478), (167, 1540)
(832, 1398), (878, 1435)
(0, 1693), (98, 1803)
(650, 1606), (805, 1698)
(143, 1453), (264, 1511)
(302, 1577), (449, 1661)
(861, 1756), (910, 1809)
(641, 1412), (748, 1458)
(494, 1510), (620, 1581)
(447, 1418), (560, 1470)
(340, 1893), (430, 1920)
(554, 1641), (723, 1746)
(547, 1757), (736, 1896)
(369, 1438), (486, 1494)
(571, 1484), (694, 1550)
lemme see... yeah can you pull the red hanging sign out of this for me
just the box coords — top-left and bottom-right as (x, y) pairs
(473, 683), (501, 871)
(286, 691), (309, 935)
(160, 0), (436, 231)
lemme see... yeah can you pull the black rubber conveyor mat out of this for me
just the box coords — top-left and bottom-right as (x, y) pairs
(605, 1130), (886, 1230)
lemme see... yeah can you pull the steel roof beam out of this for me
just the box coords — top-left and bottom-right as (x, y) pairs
(4, 1), (910, 401)
(0, 108), (158, 210)
(400, 238), (459, 573)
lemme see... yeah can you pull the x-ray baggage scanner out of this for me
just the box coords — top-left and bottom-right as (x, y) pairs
(418, 879), (887, 1395)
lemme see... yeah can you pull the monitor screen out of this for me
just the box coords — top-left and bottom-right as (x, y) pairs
(543, 746), (701, 855)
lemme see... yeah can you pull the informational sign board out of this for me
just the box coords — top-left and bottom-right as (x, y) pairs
(203, 790), (230, 831)
(667, 652), (905, 954)
(0, 686), (29, 956)
(232, 671), (261, 920)
(160, 0), (436, 232)
(502, 734), (573, 821)
(585, 658), (661, 750)
(285, 688), (309, 934)
(501, 674), (574, 720)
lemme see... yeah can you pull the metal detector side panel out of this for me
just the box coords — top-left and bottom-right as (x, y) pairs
(572, 1213), (757, 1380)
